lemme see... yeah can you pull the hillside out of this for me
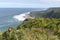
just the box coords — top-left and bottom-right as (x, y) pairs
(0, 8), (60, 40)
(0, 18), (60, 40)
(30, 8), (60, 18)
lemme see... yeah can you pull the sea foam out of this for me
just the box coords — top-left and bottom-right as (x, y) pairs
(13, 12), (30, 21)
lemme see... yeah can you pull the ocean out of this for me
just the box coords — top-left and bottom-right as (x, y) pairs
(0, 8), (44, 32)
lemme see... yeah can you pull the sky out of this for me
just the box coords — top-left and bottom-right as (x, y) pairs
(0, 0), (60, 8)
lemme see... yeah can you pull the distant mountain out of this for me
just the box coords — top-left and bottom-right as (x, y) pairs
(30, 8), (60, 18)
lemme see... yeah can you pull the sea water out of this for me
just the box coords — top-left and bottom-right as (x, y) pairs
(0, 8), (43, 32)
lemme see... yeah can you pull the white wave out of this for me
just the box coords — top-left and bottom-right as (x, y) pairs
(13, 12), (30, 21)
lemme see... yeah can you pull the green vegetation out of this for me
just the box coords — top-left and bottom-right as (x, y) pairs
(30, 8), (60, 18)
(0, 18), (60, 40)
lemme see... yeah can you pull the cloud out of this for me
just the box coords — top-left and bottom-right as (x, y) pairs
(40, 0), (60, 3)
(0, 2), (51, 8)
(1, 0), (60, 3)
(0, 0), (60, 8)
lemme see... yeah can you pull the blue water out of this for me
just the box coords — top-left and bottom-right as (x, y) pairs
(0, 8), (44, 32)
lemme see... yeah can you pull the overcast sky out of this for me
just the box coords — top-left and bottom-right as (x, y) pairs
(0, 0), (60, 8)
